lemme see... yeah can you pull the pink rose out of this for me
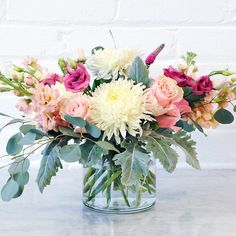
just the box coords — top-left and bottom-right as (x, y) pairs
(64, 64), (90, 93)
(163, 66), (194, 87)
(43, 73), (62, 87)
(192, 76), (213, 95)
(175, 99), (192, 115)
(60, 96), (90, 119)
(155, 105), (181, 132)
(146, 76), (183, 116)
(155, 99), (191, 131)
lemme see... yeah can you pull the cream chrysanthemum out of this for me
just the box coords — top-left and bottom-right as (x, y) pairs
(86, 48), (141, 80)
(88, 79), (152, 143)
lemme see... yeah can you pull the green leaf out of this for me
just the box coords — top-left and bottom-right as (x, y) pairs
(95, 141), (120, 153)
(36, 144), (63, 193)
(91, 46), (104, 55)
(173, 131), (200, 169)
(234, 106), (236, 112)
(79, 140), (108, 167)
(214, 108), (234, 124)
(191, 120), (207, 136)
(85, 122), (101, 138)
(20, 124), (36, 134)
(129, 57), (150, 87)
(64, 115), (86, 127)
(181, 52), (197, 66)
(6, 133), (23, 155)
(183, 87), (205, 106)
(18, 132), (36, 145)
(1, 178), (19, 202)
(12, 172), (29, 198)
(59, 126), (80, 138)
(176, 120), (195, 132)
(140, 136), (178, 173)
(113, 138), (150, 186)
(0, 112), (14, 118)
(8, 156), (30, 175)
(60, 144), (81, 162)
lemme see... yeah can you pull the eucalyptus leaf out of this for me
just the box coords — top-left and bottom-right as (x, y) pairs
(6, 133), (23, 155)
(176, 120), (195, 132)
(60, 144), (81, 162)
(18, 132), (36, 145)
(1, 178), (19, 201)
(214, 108), (234, 124)
(59, 126), (80, 138)
(85, 122), (101, 138)
(8, 157), (30, 175)
(12, 172), (29, 198)
(0, 119), (24, 133)
(113, 138), (150, 186)
(64, 115), (86, 127)
(20, 124), (36, 134)
(129, 57), (150, 87)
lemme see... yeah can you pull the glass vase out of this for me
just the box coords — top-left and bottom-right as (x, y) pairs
(82, 158), (156, 214)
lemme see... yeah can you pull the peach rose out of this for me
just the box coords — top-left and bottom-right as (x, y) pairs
(146, 76), (183, 116)
(60, 95), (90, 119)
(155, 105), (181, 132)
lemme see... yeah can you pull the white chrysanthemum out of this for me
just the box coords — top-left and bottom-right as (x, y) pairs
(86, 48), (141, 80)
(88, 79), (152, 143)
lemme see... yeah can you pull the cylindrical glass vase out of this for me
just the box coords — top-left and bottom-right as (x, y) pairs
(83, 158), (156, 213)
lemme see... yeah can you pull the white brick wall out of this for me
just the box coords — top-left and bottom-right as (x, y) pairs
(0, 0), (236, 168)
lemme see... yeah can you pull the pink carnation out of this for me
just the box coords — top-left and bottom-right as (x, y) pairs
(16, 99), (32, 114)
(64, 64), (90, 93)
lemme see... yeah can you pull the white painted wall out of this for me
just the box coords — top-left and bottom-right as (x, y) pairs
(0, 0), (236, 168)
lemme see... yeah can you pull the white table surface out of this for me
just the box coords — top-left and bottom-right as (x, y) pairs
(0, 168), (236, 236)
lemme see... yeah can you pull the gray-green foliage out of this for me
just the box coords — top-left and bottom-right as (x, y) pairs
(60, 144), (81, 162)
(140, 136), (178, 173)
(36, 143), (63, 193)
(129, 57), (150, 87)
(172, 131), (200, 169)
(113, 138), (150, 186)
(140, 130), (200, 171)
(80, 140), (108, 167)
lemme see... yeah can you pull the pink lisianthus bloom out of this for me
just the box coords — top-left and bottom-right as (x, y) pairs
(146, 76), (184, 116)
(155, 99), (191, 131)
(43, 73), (62, 87)
(163, 66), (194, 87)
(16, 99), (32, 114)
(64, 64), (90, 93)
(192, 76), (213, 95)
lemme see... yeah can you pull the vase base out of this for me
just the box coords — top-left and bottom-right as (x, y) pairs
(83, 200), (156, 214)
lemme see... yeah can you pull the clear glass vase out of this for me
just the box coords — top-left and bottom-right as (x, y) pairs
(83, 158), (156, 214)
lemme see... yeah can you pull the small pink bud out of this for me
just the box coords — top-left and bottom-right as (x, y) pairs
(145, 44), (165, 66)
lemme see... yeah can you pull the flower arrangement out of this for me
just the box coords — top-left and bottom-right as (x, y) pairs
(0, 44), (235, 212)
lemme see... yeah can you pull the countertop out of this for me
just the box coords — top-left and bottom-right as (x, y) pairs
(0, 168), (236, 236)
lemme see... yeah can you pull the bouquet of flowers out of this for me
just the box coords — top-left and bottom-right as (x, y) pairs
(0, 44), (235, 213)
